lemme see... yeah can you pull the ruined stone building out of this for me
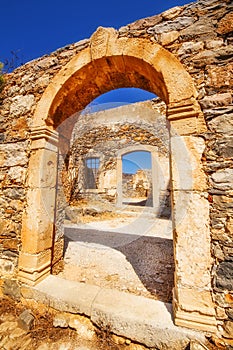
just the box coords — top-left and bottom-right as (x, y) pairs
(64, 100), (170, 213)
(0, 0), (232, 347)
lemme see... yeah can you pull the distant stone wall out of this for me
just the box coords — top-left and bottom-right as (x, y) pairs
(0, 0), (232, 341)
(64, 100), (169, 207)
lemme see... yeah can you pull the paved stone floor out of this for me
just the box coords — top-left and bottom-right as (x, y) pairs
(59, 212), (174, 302)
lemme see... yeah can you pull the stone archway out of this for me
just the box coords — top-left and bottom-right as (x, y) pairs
(18, 27), (217, 332)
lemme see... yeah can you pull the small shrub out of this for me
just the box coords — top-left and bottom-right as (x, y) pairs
(0, 62), (4, 92)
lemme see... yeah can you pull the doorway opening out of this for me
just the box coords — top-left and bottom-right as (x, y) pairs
(122, 151), (152, 207)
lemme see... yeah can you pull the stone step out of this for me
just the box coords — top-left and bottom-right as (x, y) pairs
(24, 275), (207, 350)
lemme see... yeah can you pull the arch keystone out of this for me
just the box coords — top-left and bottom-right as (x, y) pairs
(90, 26), (118, 60)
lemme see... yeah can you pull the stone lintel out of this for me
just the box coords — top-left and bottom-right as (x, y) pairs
(30, 126), (59, 150)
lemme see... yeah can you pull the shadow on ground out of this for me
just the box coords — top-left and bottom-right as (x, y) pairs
(64, 226), (174, 303)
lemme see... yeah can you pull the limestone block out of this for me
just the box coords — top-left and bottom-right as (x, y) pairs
(169, 117), (203, 136)
(223, 320), (233, 338)
(217, 12), (233, 35)
(205, 39), (224, 50)
(36, 75), (50, 89)
(172, 191), (212, 289)
(208, 112), (233, 135)
(122, 37), (161, 63)
(2, 237), (20, 251)
(53, 313), (70, 328)
(18, 310), (35, 331)
(158, 31), (179, 46)
(149, 16), (194, 34)
(3, 279), (21, 300)
(200, 93), (232, 109)
(170, 135), (207, 191)
(0, 218), (20, 236)
(7, 166), (27, 185)
(27, 148), (58, 188)
(162, 6), (183, 20)
(216, 306), (227, 320)
(68, 315), (95, 340)
(90, 27), (118, 60)
(175, 287), (216, 317)
(180, 18), (216, 40)
(9, 95), (35, 117)
(35, 57), (58, 70)
(177, 41), (204, 56)
(192, 50), (217, 67)
(18, 250), (51, 273)
(207, 63), (233, 89)
(21, 188), (56, 253)
(0, 142), (29, 167)
(211, 169), (233, 191)
(30, 127), (58, 151)
(0, 259), (16, 276)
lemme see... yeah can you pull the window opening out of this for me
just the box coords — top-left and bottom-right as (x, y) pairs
(85, 157), (100, 189)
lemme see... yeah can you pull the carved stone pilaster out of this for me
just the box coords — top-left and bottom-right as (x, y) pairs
(30, 126), (59, 150)
(167, 99), (206, 135)
(167, 101), (199, 121)
(19, 126), (59, 286)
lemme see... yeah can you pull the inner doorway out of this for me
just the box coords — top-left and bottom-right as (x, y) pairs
(122, 151), (153, 207)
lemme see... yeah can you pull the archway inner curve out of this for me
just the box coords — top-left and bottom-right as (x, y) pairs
(33, 29), (201, 131)
(48, 55), (168, 128)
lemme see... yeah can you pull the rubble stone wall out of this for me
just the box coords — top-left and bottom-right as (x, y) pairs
(66, 100), (169, 204)
(0, 0), (232, 340)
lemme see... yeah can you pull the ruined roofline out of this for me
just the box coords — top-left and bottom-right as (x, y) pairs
(79, 97), (165, 118)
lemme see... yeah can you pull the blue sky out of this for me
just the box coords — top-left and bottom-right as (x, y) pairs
(1, 0), (190, 71)
(1, 0), (190, 171)
(123, 151), (152, 174)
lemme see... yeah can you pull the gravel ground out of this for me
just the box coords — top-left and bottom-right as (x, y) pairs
(59, 213), (174, 302)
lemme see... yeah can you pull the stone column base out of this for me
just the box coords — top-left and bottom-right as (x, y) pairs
(18, 250), (52, 286)
(18, 267), (51, 286)
(173, 288), (217, 333)
(174, 307), (218, 333)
